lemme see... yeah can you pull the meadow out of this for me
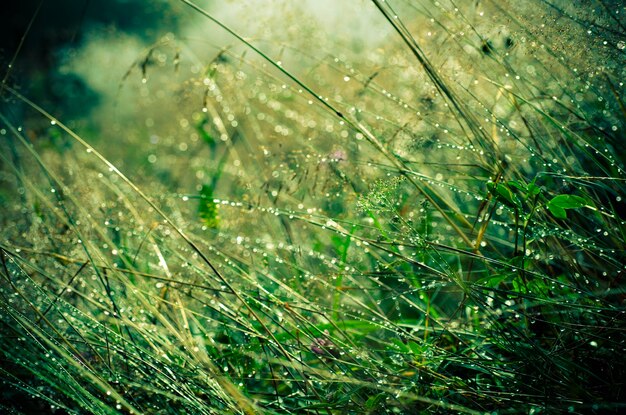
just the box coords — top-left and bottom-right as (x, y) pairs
(1, 0), (625, 413)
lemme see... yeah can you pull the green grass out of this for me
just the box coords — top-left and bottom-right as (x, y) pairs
(1, 0), (625, 413)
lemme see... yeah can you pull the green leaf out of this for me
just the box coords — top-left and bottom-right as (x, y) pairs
(198, 184), (219, 228)
(507, 180), (526, 192)
(487, 182), (520, 208)
(549, 194), (587, 209)
(526, 179), (541, 197)
(507, 179), (541, 199)
(547, 204), (567, 219)
(195, 117), (216, 150)
(547, 194), (587, 219)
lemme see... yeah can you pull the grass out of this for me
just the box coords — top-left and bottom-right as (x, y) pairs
(1, 0), (625, 413)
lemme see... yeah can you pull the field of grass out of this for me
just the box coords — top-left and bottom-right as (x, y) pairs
(1, 0), (625, 413)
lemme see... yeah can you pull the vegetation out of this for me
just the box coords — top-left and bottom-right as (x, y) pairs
(1, 0), (625, 413)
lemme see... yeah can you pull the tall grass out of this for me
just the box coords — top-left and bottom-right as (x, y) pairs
(1, 0), (625, 413)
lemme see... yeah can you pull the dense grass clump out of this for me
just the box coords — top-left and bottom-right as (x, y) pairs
(1, 0), (625, 413)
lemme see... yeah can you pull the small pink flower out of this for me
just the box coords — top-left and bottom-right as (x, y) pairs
(329, 149), (347, 162)
(310, 330), (340, 358)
